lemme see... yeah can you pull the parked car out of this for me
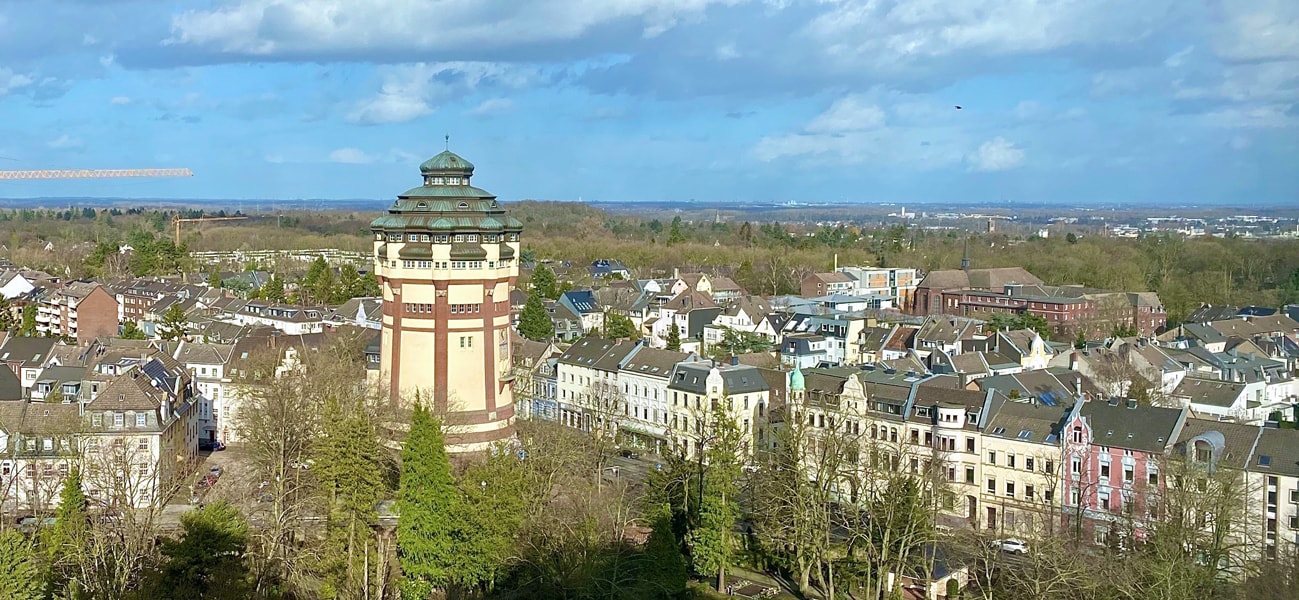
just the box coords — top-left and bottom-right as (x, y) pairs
(199, 440), (226, 451)
(996, 538), (1030, 555)
(618, 448), (640, 459)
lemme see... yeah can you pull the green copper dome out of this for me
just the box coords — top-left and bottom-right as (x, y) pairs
(420, 150), (474, 174)
(790, 367), (804, 391)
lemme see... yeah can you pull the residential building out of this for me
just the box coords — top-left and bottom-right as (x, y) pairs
(171, 341), (234, 444)
(665, 360), (770, 458)
(618, 347), (695, 453)
(979, 398), (1078, 536)
(1062, 400), (1187, 545)
(557, 290), (605, 334)
(35, 281), (120, 343)
(555, 337), (641, 434)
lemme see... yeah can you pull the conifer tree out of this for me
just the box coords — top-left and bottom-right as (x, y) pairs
(398, 404), (460, 597)
(0, 529), (43, 600)
(530, 263), (559, 300)
(603, 311), (637, 340)
(261, 275), (286, 303)
(518, 294), (554, 342)
(666, 323), (682, 351)
(159, 303), (189, 341)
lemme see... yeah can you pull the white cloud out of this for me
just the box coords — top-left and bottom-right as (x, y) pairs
(1213, 0), (1299, 62)
(328, 148), (374, 164)
(0, 68), (33, 97)
(805, 96), (886, 133)
(802, 0), (1177, 72)
(168, 0), (738, 56)
(968, 137), (1025, 171)
(466, 98), (515, 116)
(1164, 46), (1194, 68)
(110, 96), (133, 105)
(47, 134), (84, 150)
(348, 62), (542, 125)
(715, 43), (739, 60)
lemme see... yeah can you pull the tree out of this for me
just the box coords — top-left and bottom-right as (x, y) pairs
(316, 396), (387, 599)
(158, 302), (189, 341)
(667, 216), (686, 246)
(19, 304), (35, 336)
(1074, 329), (1087, 349)
(531, 263), (559, 300)
(44, 465), (88, 592)
(398, 404), (460, 597)
(666, 323), (682, 351)
(261, 274), (286, 303)
(518, 293), (555, 342)
(157, 501), (251, 600)
(708, 327), (772, 361)
(0, 529), (43, 600)
(120, 320), (146, 340)
(686, 403), (745, 591)
(603, 311), (638, 340)
(1066, 232), (1079, 244)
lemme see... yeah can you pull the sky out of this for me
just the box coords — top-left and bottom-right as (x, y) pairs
(0, 0), (1296, 206)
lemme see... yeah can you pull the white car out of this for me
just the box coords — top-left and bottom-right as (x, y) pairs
(997, 538), (1029, 555)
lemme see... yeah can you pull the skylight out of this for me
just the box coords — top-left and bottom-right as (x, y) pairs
(1258, 455), (1272, 466)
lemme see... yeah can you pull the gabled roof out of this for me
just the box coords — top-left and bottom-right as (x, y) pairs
(173, 341), (234, 366)
(1170, 377), (1247, 408)
(1081, 400), (1185, 453)
(621, 348), (690, 378)
(0, 336), (58, 366)
(668, 362), (769, 395)
(1173, 418), (1261, 470)
(1250, 427), (1299, 477)
(984, 398), (1072, 444)
(560, 290), (601, 314)
(557, 337), (639, 373)
(916, 316), (978, 346)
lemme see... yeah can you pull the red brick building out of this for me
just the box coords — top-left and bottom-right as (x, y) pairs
(34, 281), (120, 343)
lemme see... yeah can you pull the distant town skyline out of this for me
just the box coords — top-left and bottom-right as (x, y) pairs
(0, 1), (1295, 204)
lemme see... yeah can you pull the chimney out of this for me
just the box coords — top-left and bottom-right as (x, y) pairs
(1126, 399), (1137, 409)
(1070, 351), (1079, 371)
(730, 355), (739, 366)
(958, 371), (969, 388)
(673, 267), (680, 280)
(1074, 376), (1082, 397)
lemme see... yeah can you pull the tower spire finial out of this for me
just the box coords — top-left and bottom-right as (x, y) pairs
(445, 134), (450, 151)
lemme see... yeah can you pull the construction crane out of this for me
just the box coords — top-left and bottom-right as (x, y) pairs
(174, 215), (248, 245)
(0, 168), (193, 180)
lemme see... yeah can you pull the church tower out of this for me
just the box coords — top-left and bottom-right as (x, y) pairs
(371, 150), (523, 451)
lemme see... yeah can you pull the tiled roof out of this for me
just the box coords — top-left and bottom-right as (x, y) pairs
(1081, 400), (1185, 453)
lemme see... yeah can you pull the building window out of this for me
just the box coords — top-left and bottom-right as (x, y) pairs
(1071, 457), (1081, 475)
(966, 437), (975, 452)
(1124, 465), (1134, 483)
(1149, 471), (1159, 486)
(113, 413), (124, 428)
(1100, 462), (1111, 479)
(987, 450), (997, 465)
(1007, 454), (1016, 469)
(92, 413), (102, 427)
(1005, 481), (1015, 498)
(987, 478), (996, 494)
(965, 466), (975, 483)
(138, 438), (148, 451)
(136, 413), (146, 427)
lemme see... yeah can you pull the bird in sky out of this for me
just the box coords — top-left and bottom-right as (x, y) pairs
(955, 105), (963, 110)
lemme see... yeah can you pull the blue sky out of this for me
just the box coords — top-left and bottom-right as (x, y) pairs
(0, 0), (1296, 205)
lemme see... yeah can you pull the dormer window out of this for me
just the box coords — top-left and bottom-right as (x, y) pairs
(457, 202), (469, 209)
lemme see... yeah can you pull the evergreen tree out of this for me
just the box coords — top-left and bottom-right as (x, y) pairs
(603, 311), (638, 340)
(159, 303), (189, 341)
(317, 399), (386, 598)
(261, 275), (286, 303)
(0, 529), (43, 600)
(337, 263), (364, 302)
(1074, 329), (1087, 349)
(158, 501), (251, 600)
(44, 466), (88, 594)
(398, 404), (460, 596)
(666, 323), (682, 351)
(19, 304), (36, 336)
(530, 263), (559, 300)
(518, 294), (554, 342)
(667, 216), (686, 246)
(687, 403), (744, 590)
(121, 320), (147, 340)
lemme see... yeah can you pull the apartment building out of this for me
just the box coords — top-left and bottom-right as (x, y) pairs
(34, 281), (119, 343)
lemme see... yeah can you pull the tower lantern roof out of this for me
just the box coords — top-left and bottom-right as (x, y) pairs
(419, 150), (474, 176)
